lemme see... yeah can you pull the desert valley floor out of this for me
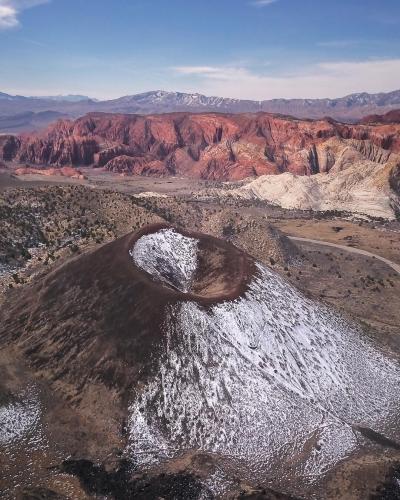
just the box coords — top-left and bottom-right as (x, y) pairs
(1, 167), (400, 500)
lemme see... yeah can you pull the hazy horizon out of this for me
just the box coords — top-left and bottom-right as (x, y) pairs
(2, 87), (400, 103)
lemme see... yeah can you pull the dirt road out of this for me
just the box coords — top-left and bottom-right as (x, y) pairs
(289, 236), (400, 275)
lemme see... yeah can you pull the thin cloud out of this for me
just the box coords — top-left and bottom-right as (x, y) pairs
(17, 35), (47, 46)
(174, 65), (254, 82)
(173, 59), (400, 100)
(317, 40), (361, 48)
(251, 0), (278, 6)
(0, 4), (18, 28)
(0, 0), (49, 30)
(174, 66), (223, 76)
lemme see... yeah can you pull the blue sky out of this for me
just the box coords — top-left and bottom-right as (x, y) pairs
(0, 0), (399, 99)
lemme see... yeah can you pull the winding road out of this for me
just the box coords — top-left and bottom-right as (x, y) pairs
(288, 236), (400, 276)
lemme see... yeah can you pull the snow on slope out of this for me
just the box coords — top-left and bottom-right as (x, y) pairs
(0, 386), (41, 446)
(127, 230), (400, 490)
(131, 228), (199, 293)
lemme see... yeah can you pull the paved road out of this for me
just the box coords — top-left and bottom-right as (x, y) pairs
(289, 236), (400, 276)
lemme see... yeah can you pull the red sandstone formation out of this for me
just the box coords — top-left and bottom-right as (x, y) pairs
(2, 112), (400, 181)
(14, 165), (86, 179)
(360, 109), (400, 125)
(104, 155), (165, 175)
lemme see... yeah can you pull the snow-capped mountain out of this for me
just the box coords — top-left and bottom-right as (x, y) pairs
(0, 89), (400, 132)
(105, 90), (257, 112)
(100, 89), (400, 119)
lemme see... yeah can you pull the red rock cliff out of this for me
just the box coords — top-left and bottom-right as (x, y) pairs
(8, 112), (400, 180)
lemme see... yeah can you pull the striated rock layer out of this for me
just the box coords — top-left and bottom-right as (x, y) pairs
(2, 112), (400, 181)
(201, 139), (400, 219)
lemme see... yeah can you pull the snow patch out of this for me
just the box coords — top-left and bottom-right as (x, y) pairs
(135, 191), (168, 199)
(0, 386), (41, 446)
(130, 229), (199, 293)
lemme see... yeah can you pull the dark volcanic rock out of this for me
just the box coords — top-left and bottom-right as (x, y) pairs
(17, 488), (67, 500)
(370, 464), (400, 499)
(239, 488), (301, 499)
(0, 134), (21, 161)
(60, 459), (211, 500)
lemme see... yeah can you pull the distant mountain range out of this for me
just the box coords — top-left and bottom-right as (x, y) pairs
(0, 111), (69, 134)
(0, 92), (92, 102)
(30, 94), (96, 103)
(1, 89), (400, 133)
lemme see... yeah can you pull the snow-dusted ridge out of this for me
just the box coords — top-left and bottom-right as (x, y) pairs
(127, 254), (400, 491)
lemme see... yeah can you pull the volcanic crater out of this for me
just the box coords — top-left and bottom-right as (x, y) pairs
(129, 224), (255, 302)
(2, 225), (400, 498)
(0, 225), (256, 407)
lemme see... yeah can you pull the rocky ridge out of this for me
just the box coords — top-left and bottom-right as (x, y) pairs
(2, 112), (400, 183)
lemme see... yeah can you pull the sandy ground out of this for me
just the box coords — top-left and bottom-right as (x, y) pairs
(289, 236), (400, 274)
(285, 240), (400, 347)
(0, 168), (208, 195)
(273, 218), (400, 265)
(80, 168), (209, 196)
